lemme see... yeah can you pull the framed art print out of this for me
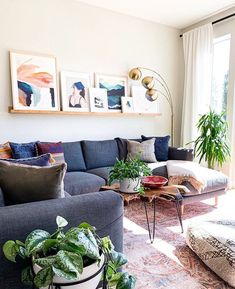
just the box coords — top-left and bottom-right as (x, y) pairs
(60, 71), (91, 112)
(10, 50), (59, 111)
(95, 74), (127, 112)
(132, 86), (158, 113)
(89, 88), (108, 112)
(121, 97), (134, 113)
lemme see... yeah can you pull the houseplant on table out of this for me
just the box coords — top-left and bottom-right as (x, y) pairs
(108, 156), (151, 193)
(3, 216), (136, 289)
(188, 109), (230, 169)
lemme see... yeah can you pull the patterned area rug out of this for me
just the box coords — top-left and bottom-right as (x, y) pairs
(123, 191), (235, 289)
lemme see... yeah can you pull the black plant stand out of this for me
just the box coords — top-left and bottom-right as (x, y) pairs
(32, 261), (107, 289)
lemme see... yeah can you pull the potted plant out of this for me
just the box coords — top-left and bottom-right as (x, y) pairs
(108, 156), (151, 193)
(3, 216), (136, 289)
(188, 109), (230, 169)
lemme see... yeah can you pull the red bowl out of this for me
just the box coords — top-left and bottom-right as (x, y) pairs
(141, 176), (168, 188)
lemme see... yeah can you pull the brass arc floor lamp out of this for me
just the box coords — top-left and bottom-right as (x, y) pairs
(129, 67), (174, 146)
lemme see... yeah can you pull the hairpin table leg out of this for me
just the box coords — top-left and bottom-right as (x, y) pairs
(143, 198), (156, 243)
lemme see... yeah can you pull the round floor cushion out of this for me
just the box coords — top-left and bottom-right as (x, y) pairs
(186, 220), (235, 287)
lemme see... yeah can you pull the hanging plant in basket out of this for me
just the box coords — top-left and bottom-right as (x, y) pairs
(3, 216), (136, 289)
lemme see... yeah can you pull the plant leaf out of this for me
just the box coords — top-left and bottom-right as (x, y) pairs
(110, 251), (128, 268)
(55, 250), (83, 275)
(25, 229), (50, 255)
(102, 236), (114, 252)
(21, 266), (34, 285)
(116, 273), (136, 289)
(56, 216), (68, 228)
(52, 266), (77, 280)
(34, 255), (57, 268)
(78, 222), (95, 231)
(3, 241), (18, 262)
(34, 266), (54, 288)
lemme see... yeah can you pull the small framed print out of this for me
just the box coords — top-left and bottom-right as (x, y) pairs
(132, 86), (158, 113)
(89, 88), (108, 112)
(121, 97), (134, 113)
(61, 71), (91, 112)
(10, 50), (60, 111)
(95, 73), (127, 112)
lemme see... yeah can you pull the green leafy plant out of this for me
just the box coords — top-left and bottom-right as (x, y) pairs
(3, 216), (136, 289)
(108, 155), (151, 193)
(188, 109), (230, 169)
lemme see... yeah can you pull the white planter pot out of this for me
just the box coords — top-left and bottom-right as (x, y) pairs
(119, 178), (140, 193)
(33, 254), (105, 289)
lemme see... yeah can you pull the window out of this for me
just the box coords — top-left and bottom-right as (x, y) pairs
(211, 34), (231, 114)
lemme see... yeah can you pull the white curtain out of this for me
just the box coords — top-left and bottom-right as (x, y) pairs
(181, 23), (213, 147)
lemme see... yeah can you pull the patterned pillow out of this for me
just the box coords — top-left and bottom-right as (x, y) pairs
(10, 142), (37, 159)
(0, 142), (12, 159)
(127, 138), (157, 163)
(141, 135), (170, 161)
(37, 142), (65, 164)
(0, 153), (51, 167)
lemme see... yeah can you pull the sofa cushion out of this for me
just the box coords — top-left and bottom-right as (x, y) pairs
(148, 162), (168, 178)
(141, 135), (170, 161)
(62, 141), (86, 172)
(0, 161), (66, 205)
(9, 141), (37, 159)
(87, 167), (112, 182)
(64, 172), (105, 195)
(115, 137), (142, 160)
(0, 142), (12, 159)
(37, 142), (65, 164)
(82, 140), (119, 170)
(127, 138), (157, 162)
(186, 220), (235, 287)
(0, 153), (51, 167)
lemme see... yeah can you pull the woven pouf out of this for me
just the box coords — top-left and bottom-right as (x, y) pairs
(186, 220), (235, 287)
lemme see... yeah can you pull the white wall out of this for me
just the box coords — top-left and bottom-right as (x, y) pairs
(0, 0), (182, 144)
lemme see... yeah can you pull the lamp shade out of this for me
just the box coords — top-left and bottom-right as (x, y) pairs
(145, 89), (158, 101)
(129, 68), (142, 80)
(142, 76), (155, 89)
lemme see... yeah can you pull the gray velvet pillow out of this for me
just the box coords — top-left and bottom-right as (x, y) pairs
(127, 138), (157, 163)
(0, 161), (67, 205)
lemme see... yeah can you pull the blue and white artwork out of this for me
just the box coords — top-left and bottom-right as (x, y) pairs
(96, 74), (127, 111)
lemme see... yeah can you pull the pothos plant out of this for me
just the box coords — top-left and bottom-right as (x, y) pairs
(3, 216), (136, 289)
(108, 155), (151, 194)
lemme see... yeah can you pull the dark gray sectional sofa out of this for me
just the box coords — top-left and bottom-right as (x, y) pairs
(0, 137), (228, 289)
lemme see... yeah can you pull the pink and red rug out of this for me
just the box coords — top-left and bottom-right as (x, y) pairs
(123, 191), (235, 289)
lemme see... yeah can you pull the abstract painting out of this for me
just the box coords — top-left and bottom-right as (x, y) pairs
(61, 71), (91, 112)
(10, 51), (59, 111)
(89, 88), (108, 112)
(95, 74), (127, 112)
(121, 97), (134, 113)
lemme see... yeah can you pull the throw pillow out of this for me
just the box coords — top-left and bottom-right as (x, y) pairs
(37, 142), (65, 164)
(141, 135), (170, 161)
(0, 161), (67, 205)
(0, 142), (12, 159)
(0, 153), (51, 167)
(10, 142), (37, 159)
(127, 138), (157, 163)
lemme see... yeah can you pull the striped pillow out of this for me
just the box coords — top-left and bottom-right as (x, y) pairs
(37, 142), (65, 164)
(0, 142), (12, 159)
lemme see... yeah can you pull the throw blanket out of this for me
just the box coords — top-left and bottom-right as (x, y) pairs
(167, 160), (205, 192)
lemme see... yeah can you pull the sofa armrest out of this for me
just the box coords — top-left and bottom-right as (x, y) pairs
(168, 147), (194, 161)
(0, 191), (123, 288)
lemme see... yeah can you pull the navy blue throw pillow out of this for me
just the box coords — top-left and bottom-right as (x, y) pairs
(141, 135), (170, 161)
(0, 154), (51, 167)
(9, 142), (37, 159)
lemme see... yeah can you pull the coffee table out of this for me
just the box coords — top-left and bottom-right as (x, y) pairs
(101, 184), (185, 242)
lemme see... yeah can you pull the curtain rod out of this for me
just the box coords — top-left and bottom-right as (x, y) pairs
(179, 12), (235, 37)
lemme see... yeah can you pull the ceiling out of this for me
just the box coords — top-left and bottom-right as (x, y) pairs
(77, 0), (235, 29)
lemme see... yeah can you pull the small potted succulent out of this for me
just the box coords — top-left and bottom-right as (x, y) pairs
(3, 216), (136, 289)
(109, 156), (151, 193)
